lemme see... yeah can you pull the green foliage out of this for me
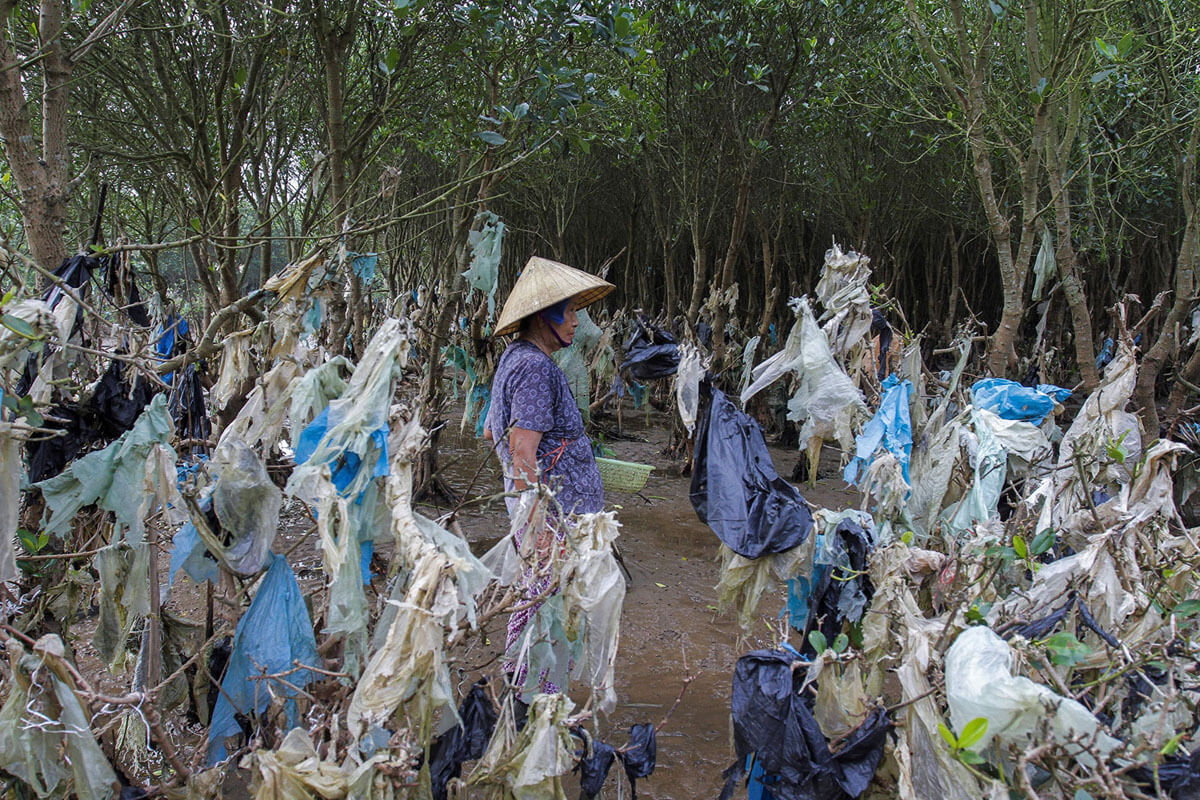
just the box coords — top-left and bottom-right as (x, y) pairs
(1042, 631), (1092, 667)
(938, 717), (989, 766)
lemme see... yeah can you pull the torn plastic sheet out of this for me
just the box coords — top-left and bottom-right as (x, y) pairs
(211, 329), (255, 411)
(564, 511), (626, 714)
(787, 511), (875, 646)
(970, 378), (1064, 425)
(0, 425), (21, 583)
(0, 637), (119, 800)
(287, 318), (407, 504)
(1031, 225), (1056, 302)
(347, 549), (455, 737)
(945, 409), (1008, 536)
(718, 539), (810, 633)
(622, 320), (680, 381)
(843, 375), (912, 487)
(248, 726), (391, 800)
(674, 341), (706, 437)
(314, 486), (369, 676)
(37, 394), (178, 544)
(738, 335), (760, 397)
(719, 648), (891, 800)
(691, 385), (814, 559)
(815, 242), (873, 360)
(351, 251), (379, 282)
(207, 440), (282, 576)
(945, 625), (1120, 768)
(463, 211), (504, 318)
(429, 681), (498, 800)
(743, 297), (866, 457)
(288, 356), (352, 432)
(209, 553), (321, 764)
(93, 541), (151, 666)
(469, 693), (576, 800)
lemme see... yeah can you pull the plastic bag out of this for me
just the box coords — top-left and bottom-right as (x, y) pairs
(208, 440), (282, 575)
(691, 385), (813, 559)
(622, 320), (679, 381)
(463, 211), (504, 318)
(674, 342), (706, 436)
(429, 681), (499, 800)
(944, 626), (1119, 768)
(0, 426), (21, 583)
(970, 378), (1059, 425)
(209, 553), (321, 763)
(843, 375), (913, 487)
(37, 394), (177, 544)
(719, 649), (891, 800)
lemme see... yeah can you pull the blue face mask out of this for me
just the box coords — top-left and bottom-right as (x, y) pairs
(540, 298), (570, 325)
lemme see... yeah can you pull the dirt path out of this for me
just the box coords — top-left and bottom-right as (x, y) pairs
(442, 403), (858, 798)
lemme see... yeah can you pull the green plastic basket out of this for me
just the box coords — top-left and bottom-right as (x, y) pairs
(594, 457), (654, 493)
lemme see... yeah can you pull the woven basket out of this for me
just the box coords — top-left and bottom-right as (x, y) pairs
(594, 457), (654, 493)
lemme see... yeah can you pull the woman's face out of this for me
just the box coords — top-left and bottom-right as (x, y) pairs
(548, 301), (579, 346)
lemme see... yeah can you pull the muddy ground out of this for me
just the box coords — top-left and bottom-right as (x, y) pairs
(437, 400), (859, 799)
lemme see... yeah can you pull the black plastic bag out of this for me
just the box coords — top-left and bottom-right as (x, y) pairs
(623, 321), (680, 380)
(429, 681), (498, 800)
(720, 649), (891, 800)
(691, 385), (814, 559)
(575, 735), (617, 799)
(619, 723), (657, 798)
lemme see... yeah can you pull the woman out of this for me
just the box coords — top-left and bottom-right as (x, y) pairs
(483, 255), (613, 694)
(484, 256), (612, 514)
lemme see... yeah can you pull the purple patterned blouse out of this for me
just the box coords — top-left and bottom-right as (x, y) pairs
(485, 339), (604, 514)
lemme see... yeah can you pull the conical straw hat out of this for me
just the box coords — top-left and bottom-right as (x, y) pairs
(493, 256), (614, 336)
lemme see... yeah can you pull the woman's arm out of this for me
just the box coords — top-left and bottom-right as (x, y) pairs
(509, 426), (543, 490)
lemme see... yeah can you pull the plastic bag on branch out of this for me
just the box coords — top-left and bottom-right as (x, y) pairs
(384, 410), (492, 628)
(288, 356), (352, 434)
(944, 409), (1008, 536)
(814, 242), (873, 361)
(0, 636), (119, 800)
(843, 375), (913, 488)
(37, 394), (178, 544)
(738, 335), (760, 399)
(210, 329), (255, 411)
(742, 297), (866, 457)
(208, 553), (321, 764)
(313, 484), (369, 675)
(206, 439), (283, 576)
(93, 541), (151, 666)
(564, 511), (626, 714)
(469, 693), (576, 800)
(216, 360), (303, 454)
(691, 385), (814, 559)
(347, 549), (455, 738)
(622, 319), (680, 381)
(674, 342), (706, 437)
(287, 318), (408, 504)
(0, 425), (22, 583)
(554, 309), (602, 420)
(945, 626), (1120, 768)
(464, 211), (505, 318)
(0, 298), (63, 376)
(859, 546), (999, 799)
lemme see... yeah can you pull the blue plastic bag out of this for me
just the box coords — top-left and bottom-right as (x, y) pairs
(208, 554), (320, 763)
(843, 375), (912, 486)
(970, 378), (1061, 425)
(294, 406), (388, 498)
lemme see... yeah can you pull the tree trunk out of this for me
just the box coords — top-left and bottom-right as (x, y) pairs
(1134, 119), (1200, 435)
